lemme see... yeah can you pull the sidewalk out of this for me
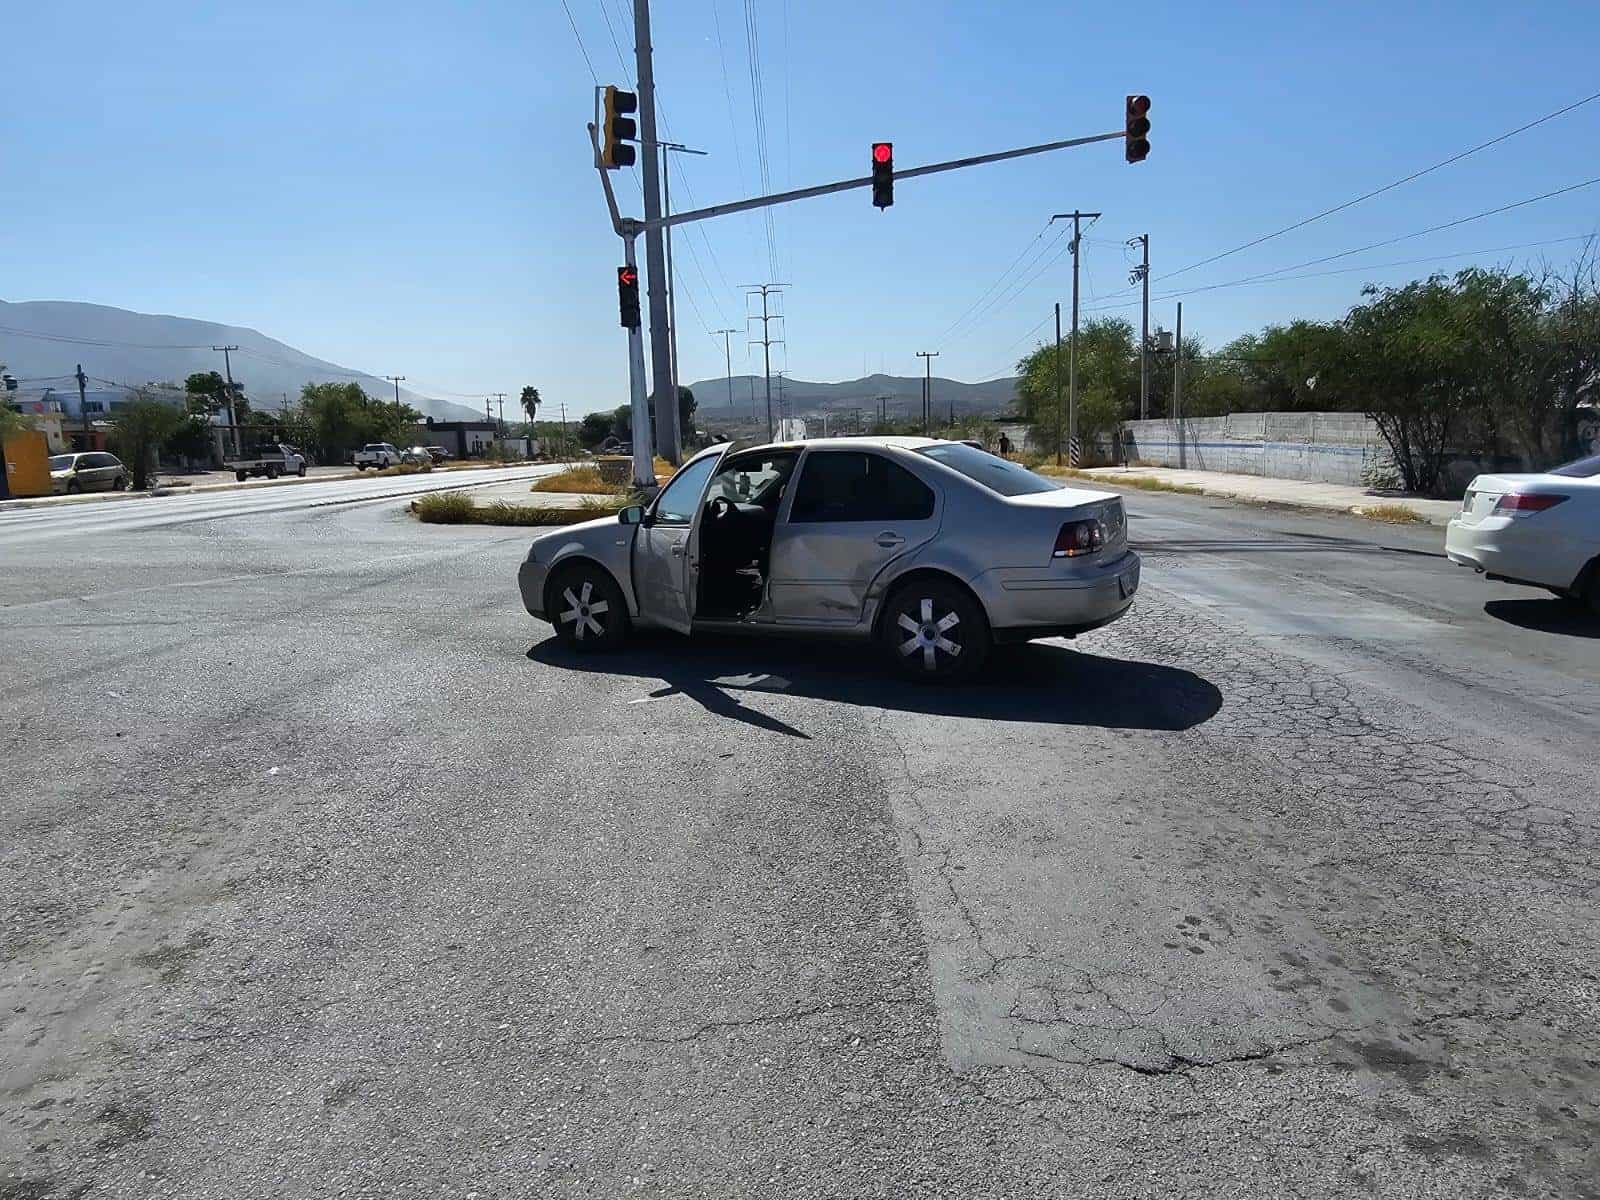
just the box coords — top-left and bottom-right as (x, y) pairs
(1068, 465), (1461, 526)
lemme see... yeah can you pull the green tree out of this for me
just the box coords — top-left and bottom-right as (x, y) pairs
(520, 386), (541, 423)
(1014, 317), (1136, 455)
(108, 391), (184, 489)
(679, 385), (697, 435)
(183, 370), (249, 420)
(164, 415), (215, 465)
(578, 410), (615, 448)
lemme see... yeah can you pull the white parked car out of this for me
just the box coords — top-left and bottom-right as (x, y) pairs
(353, 443), (403, 470)
(1445, 453), (1600, 613)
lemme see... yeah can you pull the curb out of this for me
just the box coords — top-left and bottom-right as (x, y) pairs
(1073, 471), (1454, 528)
(0, 466), (552, 513)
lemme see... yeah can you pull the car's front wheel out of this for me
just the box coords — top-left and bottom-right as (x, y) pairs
(879, 578), (990, 683)
(548, 563), (628, 652)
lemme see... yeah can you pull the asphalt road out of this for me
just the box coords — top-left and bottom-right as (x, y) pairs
(2, 475), (1596, 1198)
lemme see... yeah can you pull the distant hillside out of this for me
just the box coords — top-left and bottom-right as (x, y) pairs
(0, 299), (480, 421)
(683, 372), (1019, 424)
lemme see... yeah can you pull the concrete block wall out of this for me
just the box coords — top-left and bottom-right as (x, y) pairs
(1121, 412), (1387, 486)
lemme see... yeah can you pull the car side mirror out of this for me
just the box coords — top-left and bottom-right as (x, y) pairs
(618, 504), (645, 526)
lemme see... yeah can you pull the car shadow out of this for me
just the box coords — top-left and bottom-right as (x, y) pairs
(1484, 598), (1600, 638)
(525, 632), (1222, 738)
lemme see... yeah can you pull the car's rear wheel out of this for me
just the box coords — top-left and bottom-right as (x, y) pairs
(297, 463), (307, 477)
(1584, 560), (1600, 618)
(548, 563), (628, 652)
(879, 577), (990, 683)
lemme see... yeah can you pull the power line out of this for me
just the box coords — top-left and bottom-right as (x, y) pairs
(596, 0), (633, 85)
(934, 220), (1054, 344)
(1159, 177), (1600, 300)
(557, 0), (600, 84)
(1081, 232), (1600, 316)
(1164, 88), (1600, 281)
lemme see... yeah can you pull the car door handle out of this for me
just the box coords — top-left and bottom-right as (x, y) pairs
(671, 543), (687, 556)
(875, 531), (905, 548)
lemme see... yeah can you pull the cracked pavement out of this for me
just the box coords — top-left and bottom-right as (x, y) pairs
(2, 480), (1597, 1198)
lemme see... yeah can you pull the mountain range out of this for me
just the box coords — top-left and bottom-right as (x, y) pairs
(0, 300), (481, 422)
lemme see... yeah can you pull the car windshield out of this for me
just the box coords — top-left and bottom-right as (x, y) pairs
(1549, 453), (1600, 478)
(917, 442), (1060, 497)
(49, 456), (75, 471)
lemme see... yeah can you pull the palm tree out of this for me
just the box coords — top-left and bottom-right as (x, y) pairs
(520, 386), (541, 423)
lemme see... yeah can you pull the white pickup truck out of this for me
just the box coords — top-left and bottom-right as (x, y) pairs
(353, 443), (403, 470)
(225, 443), (307, 481)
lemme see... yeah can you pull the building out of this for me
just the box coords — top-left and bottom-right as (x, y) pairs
(420, 420), (500, 459)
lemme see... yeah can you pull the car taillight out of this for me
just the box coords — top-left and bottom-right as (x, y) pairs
(1495, 493), (1568, 514)
(1053, 519), (1104, 558)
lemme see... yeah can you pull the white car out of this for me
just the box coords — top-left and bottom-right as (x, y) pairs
(1445, 453), (1600, 613)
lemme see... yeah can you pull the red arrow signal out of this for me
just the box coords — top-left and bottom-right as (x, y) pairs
(617, 266), (637, 286)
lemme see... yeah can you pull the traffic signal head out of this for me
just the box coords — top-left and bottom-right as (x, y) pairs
(871, 142), (893, 209)
(1125, 95), (1151, 164)
(617, 265), (640, 328)
(602, 85), (638, 169)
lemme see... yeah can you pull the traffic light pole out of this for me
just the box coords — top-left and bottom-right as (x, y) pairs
(589, 122), (658, 490)
(624, 233), (655, 489)
(632, 0), (679, 468)
(641, 129), (1125, 234)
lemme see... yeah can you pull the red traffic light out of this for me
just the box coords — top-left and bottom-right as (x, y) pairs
(872, 142), (892, 164)
(617, 266), (637, 286)
(1125, 95), (1151, 163)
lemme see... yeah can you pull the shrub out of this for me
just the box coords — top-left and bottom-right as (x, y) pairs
(412, 492), (474, 523)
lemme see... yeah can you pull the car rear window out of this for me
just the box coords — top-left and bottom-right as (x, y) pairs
(1549, 453), (1600, 478)
(918, 443), (1060, 497)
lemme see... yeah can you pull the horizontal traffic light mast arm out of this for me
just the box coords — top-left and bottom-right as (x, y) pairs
(642, 128), (1124, 233)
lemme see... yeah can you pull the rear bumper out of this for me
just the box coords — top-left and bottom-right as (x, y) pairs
(518, 558), (550, 620)
(972, 551), (1140, 637)
(1445, 518), (1582, 590)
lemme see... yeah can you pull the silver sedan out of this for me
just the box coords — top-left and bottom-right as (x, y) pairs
(517, 437), (1139, 681)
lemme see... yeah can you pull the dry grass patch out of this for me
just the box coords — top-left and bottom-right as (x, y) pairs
(530, 466), (622, 495)
(1038, 465), (1206, 496)
(1354, 503), (1427, 524)
(412, 492), (624, 527)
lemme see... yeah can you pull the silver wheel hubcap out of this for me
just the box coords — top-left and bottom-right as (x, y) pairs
(897, 597), (961, 671)
(559, 580), (609, 639)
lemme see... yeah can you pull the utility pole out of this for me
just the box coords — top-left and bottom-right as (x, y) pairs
(1129, 234), (1150, 421)
(1053, 304), (1063, 465)
(559, 400), (569, 460)
(76, 363), (89, 442)
(745, 284), (786, 441)
(633, 0), (678, 465)
(212, 345), (241, 455)
(1050, 211), (1100, 466)
(713, 328), (738, 410)
(656, 141), (707, 441)
(384, 375), (405, 408)
(491, 393), (508, 435)
(1174, 301), (1185, 469)
(916, 351), (939, 435)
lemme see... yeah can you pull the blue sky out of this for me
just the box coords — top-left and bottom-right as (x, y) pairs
(3, 0), (1598, 416)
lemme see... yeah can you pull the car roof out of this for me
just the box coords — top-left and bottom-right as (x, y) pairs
(719, 435), (944, 455)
